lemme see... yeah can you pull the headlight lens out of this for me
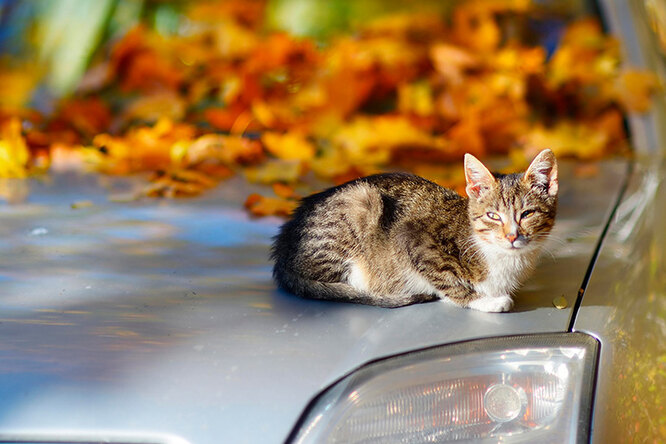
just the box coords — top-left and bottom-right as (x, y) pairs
(290, 333), (598, 444)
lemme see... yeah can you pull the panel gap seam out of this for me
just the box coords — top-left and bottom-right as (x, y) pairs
(567, 159), (635, 332)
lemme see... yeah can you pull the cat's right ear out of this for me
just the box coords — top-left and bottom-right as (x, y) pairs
(464, 154), (495, 200)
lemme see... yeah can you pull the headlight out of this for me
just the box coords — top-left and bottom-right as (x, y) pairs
(289, 333), (598, 444)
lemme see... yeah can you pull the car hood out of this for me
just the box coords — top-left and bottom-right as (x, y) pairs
(0, 159), (626, 443)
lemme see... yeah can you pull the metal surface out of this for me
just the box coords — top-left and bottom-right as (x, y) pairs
(573, 157), (666, 444)
(0, 157), (625, 443)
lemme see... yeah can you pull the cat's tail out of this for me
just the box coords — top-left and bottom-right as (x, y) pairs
(272, 265), (437, 308)
(272, 266), (407, 308)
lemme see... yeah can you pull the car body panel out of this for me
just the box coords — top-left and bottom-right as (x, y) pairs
(574, 157), (666, 444)
(573, 2), (666, 443)
(0, 158), (626, 443)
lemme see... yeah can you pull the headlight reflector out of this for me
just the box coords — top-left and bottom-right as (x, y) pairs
(290, 333), (598, 443)
(483, 383), (527, 423)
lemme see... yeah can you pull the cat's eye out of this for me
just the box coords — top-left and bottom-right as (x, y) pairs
(486, 212), (502, 221)
(521, 209), (537, 219)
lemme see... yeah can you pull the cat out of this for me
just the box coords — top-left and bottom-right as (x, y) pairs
(271, 149), (558, 312)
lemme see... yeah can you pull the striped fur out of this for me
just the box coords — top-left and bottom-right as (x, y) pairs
(272, 150), (558, 312)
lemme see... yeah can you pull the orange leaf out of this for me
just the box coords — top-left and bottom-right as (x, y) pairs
(111, 26), (184, 93)
(272, 183), (299, 199)
(448, 116), (486, 158)
(205, 106), (255, 132)
(452, 6), (501, 53)
(430, 44), (479, 85)
(244, 193), (297, 217)
(613, 70), (660, 113)
(54, 98), (111, 137)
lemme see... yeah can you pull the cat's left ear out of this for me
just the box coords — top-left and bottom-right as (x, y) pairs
(464, 153), (496, 200)
(523, 149), (558, 196)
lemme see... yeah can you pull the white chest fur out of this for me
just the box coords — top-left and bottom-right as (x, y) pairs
(473, 243), (540, 299)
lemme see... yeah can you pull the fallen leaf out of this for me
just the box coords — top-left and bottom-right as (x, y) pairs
(121, 92), (186, 124)
(244, 193), (298, 217)
(520, 121), (609, 160)
(0, 118), (30, 178)
(430, 43), (480, 85)
(272, 182), (299, 199)
(144, 168), (218, 198)
(173, 133), (264, 167)
(333, 115), (447, 167)
(612, 70), (660, 113)
(262, 131), (315, 161)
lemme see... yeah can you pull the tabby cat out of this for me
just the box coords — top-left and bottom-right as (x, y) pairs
(271, 149), (558, 312)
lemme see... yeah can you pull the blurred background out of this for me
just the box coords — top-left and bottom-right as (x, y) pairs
(0, 0), (660, 210)
(0, 0), (594, 105)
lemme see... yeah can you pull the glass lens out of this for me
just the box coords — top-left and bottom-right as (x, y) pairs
(291, 333), (598, 444)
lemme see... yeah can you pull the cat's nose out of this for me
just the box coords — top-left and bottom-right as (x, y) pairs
(506, 233), (518, 243)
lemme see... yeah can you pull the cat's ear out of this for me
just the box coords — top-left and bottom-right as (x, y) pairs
(464, 153), (496, 200)
(523, 149), (558, 196)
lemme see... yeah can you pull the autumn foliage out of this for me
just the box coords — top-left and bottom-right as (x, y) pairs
(0, 0), (660, 216)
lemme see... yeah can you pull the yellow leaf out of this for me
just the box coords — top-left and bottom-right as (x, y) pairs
(261, 131), (315, 161)
(0, 118), (30, 178)
(92, 133), (132, 160)
(310, 144), (354, 179)
(92, 118), (197, 172)
(520, 121), (608, 160)
(397, 81), (435, 116)
(333, 116), (446, 166)
(252, 101), (277, 128)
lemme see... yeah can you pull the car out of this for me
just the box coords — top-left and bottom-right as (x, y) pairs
(0, 1), (664, 443)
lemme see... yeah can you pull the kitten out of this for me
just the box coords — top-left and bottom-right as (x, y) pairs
(271, 149), (558, 312)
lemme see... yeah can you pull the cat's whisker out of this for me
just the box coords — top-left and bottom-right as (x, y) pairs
(459, 238), (487, 262)
(538, 245), (558, 261)
(538, 232), (566, 245)
(461, 247), (484, 262)
(535, 233), (566, 254)
(531, 234), (563, 261)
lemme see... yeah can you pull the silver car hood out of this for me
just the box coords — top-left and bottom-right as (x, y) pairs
(0, 159), (625, 443)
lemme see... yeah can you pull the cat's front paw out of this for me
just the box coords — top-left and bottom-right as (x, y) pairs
(468, 295), (514, 313)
